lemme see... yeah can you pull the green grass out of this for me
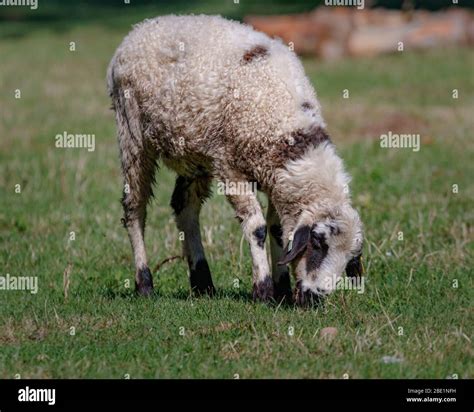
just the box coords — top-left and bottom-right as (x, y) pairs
(0, 17), (473, 378)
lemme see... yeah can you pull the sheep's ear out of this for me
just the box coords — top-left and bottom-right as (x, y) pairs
(278, 225), (310, 266)
(345, 254), (363, 278)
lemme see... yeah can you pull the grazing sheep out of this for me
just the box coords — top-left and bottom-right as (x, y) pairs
(107, 15), (363, 306)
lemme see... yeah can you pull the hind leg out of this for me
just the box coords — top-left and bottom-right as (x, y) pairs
(113, 87), (158, 296)
(121, 142), (158, 296)
(171, 175), (215, 296)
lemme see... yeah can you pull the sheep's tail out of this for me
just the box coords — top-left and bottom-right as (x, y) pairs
(107, 58), (157, 227)
(107, 58), (146, 172)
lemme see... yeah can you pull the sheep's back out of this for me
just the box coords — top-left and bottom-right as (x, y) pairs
(108, 15), (325, 166)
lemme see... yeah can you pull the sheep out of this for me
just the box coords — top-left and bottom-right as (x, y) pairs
(107, 15), (364, 306)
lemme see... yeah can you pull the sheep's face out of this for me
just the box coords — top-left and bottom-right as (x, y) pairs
(279, 206), (363, 306)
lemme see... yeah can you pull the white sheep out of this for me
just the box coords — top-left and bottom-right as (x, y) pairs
(107, 15), (363, 306)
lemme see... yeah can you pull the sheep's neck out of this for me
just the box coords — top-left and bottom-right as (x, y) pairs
(268, 143), (351, 237)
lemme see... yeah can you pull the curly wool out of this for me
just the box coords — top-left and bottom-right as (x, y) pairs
(107, 14), (326, 181)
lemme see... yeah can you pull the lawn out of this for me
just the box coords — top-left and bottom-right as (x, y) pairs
(0, 11), (473, 378)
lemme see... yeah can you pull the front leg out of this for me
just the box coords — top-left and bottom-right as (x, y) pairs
(224, 180), (273, 302)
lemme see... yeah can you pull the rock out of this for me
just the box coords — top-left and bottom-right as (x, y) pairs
(245, 7), (474, 59)
(320, 327), (338, 339)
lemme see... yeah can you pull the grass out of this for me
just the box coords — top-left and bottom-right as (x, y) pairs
(0, 14), (473, 378)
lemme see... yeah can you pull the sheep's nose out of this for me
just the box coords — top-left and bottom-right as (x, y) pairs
(294, 282), (325, 307)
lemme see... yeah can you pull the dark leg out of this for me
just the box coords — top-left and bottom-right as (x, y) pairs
(267, 201), (292, 303)
(171, 175), (215, 296)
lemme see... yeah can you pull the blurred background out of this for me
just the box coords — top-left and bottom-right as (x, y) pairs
(1, 0), (474, 48)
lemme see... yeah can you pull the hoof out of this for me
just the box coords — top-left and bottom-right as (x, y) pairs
(192, 284), (216, 297)
(190, 259), (216, 297)
(274, 288), (293, 304)
(252, 276), (274, 302)
(135, 267), (154, 297)
(273, 272), (293, 304)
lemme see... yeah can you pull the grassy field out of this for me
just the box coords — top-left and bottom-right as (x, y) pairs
(0, 14), (473, 378)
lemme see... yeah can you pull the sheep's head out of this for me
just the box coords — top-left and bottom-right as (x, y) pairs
(279, 204), (363, 306)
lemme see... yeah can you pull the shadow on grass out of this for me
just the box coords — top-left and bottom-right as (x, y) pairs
(99, 285), (252, 302)
(99, 285), (298, 309)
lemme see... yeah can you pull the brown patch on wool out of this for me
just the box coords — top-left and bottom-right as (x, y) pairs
(242, 45), (268, 64)
(270, 125), (331, 167)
